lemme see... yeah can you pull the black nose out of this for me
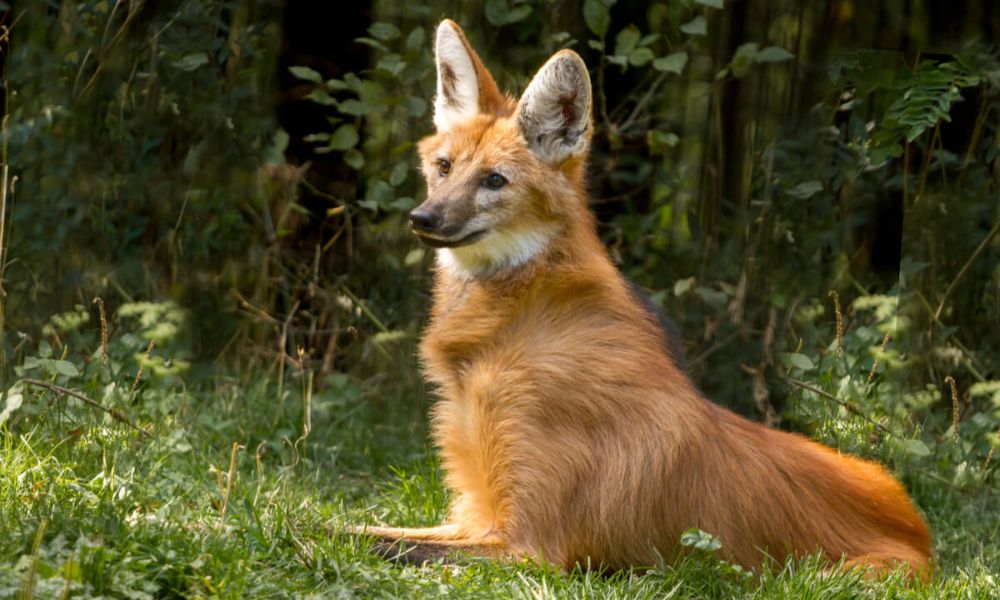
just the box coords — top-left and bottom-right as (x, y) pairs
(409, 208), (442, 233)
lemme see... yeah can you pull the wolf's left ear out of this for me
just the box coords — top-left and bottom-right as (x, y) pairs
(515, 50), (592, 164)
(433, 20), (503, 131)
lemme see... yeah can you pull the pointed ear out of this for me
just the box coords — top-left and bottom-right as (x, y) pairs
(515, 50), (592, 164)
(433, 20), (503, 131)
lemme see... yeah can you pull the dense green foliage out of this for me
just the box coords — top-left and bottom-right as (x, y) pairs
(1, 0), (999, 597)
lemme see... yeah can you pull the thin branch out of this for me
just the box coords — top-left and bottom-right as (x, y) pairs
(687, 330), (739, 368)
(595, 45), (612, 131)
(912, 289), (987, 382)
(232, 290), (281, 325)
(22, 379), (150, 438)
(620, 72), (669, 133)
(337, 282), (388, 333)
(934, 217), (1000, 322)
(784, 376), (898, 438)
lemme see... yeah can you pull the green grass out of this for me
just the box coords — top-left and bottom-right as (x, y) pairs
(1, 375), (998, 599)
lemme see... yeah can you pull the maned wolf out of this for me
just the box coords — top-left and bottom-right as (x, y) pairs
(356, 19), (931, 577)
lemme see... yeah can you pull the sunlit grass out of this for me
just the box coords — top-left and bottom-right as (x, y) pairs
(0, 378), (998, 599)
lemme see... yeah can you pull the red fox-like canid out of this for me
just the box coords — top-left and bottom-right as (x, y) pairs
(357, 19), (932, 577)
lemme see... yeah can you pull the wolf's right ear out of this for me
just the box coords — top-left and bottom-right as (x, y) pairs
(515, 50), (592, 164)
(433, 20), (503, 131)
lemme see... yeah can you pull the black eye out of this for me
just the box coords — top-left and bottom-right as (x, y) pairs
(484, 172), (507, 190)
(438, 159), (451, 176)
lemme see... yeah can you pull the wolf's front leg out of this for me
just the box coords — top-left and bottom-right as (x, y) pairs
(350, 523), (463, 541)
(346, 523), (507, 565)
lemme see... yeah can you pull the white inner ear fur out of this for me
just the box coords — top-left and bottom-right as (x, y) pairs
(515, 52), (592, 163)
(433, 22), (480, 131)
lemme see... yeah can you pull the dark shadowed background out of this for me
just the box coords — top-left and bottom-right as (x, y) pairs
(4, 0), (998, 418)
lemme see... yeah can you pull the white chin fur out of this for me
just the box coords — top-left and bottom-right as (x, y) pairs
(436, 226), (557, 278)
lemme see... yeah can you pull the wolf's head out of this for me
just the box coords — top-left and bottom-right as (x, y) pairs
(411, 20), (593, 276)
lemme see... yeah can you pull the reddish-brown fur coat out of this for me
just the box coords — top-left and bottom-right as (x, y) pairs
(361, 20), (931, 577)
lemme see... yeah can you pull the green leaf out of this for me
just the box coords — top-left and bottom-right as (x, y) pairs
(657, 131), (679, 145)
(729, 42), (759, 77)
(264, 129), (289, 166)
(0, 384), (23, 425)
(695, 0), (724, 7)
(486, 0), (532, 25)
(342, 73), (362, 92)
(304, 88), (337, 106)
(388, 196), (415, 211)
(899, 438), (931, 457)
(506, 4), (533, 23)
(344, 149), (365, 170)
(757, 46), (794, 63)
(404, 248), (425, 266)
(173, 52), (209, 72)
(787, 180), (823, 199)
(607, 55), (629, 68)
(52, 360), (80, 377)
(406, 27), (426, 52)
(680, 528), (722, 552)
(906, 124), (926, 142)
(614, 25), (641, 57)
(337, 99), (369, 116)
(673, 277), (695, 296)
(368, 22), (401, 41)
(354, 37), (388, 52)
(694, 286), (728, 308)
(680, 15), (707, 36)
(629, 48), (654, 67)
(405, 96), (427, 117)
(653, 51), (688, 75)
(638, 33), (660, 47)
(550, 31), (573, 45)
(289, 65), (324, 84)
(376, 54), (406, 77)
(649, 130), (680, 155)
(782, 352), (815, 371)
(366, 179), (394, 209)
(389, 161), (409, 186)
(326, 78), (349, 91)
(485, 0), (509, 25)
(583, 0), (615, 38)
(328, 124), (359, 151)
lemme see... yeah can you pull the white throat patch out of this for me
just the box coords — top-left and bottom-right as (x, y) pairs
(436, 225), (557, 279)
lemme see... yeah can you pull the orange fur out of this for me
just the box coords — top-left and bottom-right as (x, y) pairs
(363, 20), (932, 578)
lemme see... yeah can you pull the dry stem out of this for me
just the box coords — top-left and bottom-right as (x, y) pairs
(22, 378), (150, 438)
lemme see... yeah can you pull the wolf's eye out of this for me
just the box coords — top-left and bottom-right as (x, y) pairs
(437, 159), (451, 176)
(483, 172), (508, 190)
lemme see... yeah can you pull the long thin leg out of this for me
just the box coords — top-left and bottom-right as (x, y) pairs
(345, 523), (464, 541)
(370, 535), (507, 565)
(340, 523), (508, 565)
